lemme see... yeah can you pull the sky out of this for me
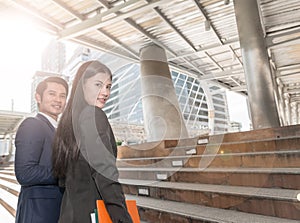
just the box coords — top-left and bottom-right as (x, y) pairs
(0, 13), (53, 112)
(0, 13), (251, 131)
(226, 91), (251, 131)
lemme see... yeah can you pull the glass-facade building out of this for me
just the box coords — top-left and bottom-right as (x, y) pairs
(62, 47), (230, 143)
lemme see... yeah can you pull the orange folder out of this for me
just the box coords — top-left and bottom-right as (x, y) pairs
(96, 200), (140, 223)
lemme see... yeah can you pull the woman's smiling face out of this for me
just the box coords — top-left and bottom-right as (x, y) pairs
(83, 72), (112, 109)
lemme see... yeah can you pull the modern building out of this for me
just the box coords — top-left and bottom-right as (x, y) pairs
(63, 47), (230, 143)
(229, 121), (242, 132)
(41, 39), (66, 74)
(31, 40), (68, 113)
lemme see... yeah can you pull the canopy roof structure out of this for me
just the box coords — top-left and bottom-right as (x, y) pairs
(0, 110), (30, 138)
(1, 0), (300, 123)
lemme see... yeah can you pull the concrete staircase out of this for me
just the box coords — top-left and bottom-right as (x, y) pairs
(0, 162), (19, 223)
(117, 125), (300, 223)
(1, 125), (299, 223)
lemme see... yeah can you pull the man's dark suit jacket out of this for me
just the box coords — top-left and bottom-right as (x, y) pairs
(14, 113), (63, 223)
(58, 106), (132, 223)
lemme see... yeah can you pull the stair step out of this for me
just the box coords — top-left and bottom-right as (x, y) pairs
(198, 125), (300, 143)
(119, 137), (300, 159)
(118, 167), (300, 189)
(0, 177), (20, 195)
(117, 150), (300, 168)
(0, 170), (16, 176)
(0, 173), (18, 184)
(118, 167), (300, 174)
(121, 179), (300, 220)
(118, 125), (300, 159)
(0, 169), (19, 221)
(0, 201), (15, 223)
(119, 150), (300, 161)
(0, 167), (14, 171)
(125, 194), (300, 223)
(0, 188), (18, 216)
(121, 179), (299, 201)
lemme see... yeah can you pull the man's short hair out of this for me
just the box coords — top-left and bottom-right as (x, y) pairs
(36, 76), (69, 98)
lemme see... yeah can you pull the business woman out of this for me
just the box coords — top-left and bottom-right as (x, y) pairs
(52, 60), (133, 223)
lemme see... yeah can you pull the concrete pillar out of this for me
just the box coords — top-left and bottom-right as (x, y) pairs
(285, 95), (291, 125)
(291, 102), (297, 125)
(298, 104), (300, 124)
(233, 0), (280, 129)
(277, 81), (286, 125)
(140, 44), (189, 142)
(295, 103), (300, 125)
(200, 81), (215, 134)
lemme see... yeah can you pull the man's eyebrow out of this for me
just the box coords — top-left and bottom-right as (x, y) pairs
(47, 89), (66, 94)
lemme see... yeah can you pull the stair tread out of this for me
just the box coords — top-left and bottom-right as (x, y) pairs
(118, 149), (300, 161)
(0, 173), (18, 180)
(120, 179), (300, 200)
(118, 167), (300, 174)
(0, 188), (18, 211)
(0, 179), (21, 192)
(126, 194), (300, 223)
(0, 203), (15, 223)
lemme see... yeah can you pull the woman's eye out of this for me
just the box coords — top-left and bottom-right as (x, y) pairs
(95, 83), (103, 87)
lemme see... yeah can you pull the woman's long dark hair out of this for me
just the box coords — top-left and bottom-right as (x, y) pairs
(52, 60), (112, 178)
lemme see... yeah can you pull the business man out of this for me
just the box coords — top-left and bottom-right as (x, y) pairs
(14, 76), (68, 223)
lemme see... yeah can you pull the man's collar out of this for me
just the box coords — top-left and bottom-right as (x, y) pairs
(38, 112), (58, 128)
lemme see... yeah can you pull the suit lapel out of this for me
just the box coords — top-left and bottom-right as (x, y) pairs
(36, 113), (55, 132)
